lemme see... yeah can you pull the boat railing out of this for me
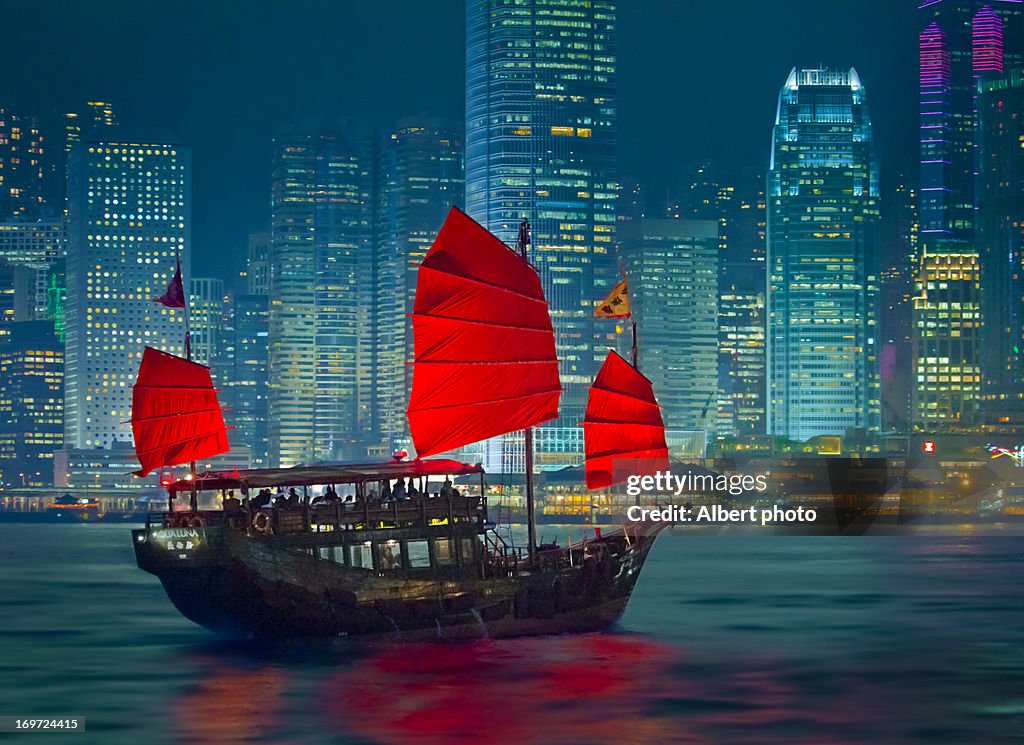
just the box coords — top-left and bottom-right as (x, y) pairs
(483, 529), (522, 577)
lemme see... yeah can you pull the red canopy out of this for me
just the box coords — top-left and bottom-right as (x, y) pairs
(131, 346), (231, 476)
(407, 208), (561, 457)
(583, 350), (669, 490)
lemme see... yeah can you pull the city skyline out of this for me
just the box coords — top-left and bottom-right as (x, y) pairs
(1, 1), (920, 284)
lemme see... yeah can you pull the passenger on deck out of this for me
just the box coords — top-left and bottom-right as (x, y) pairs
(286, 488), (301, 509)
(324, 485), (340, 502)
(380, 481), (392, 501)
(392, 478), (407, 501)
(408, 481), (420, 499)
(273, 491), (288, 508)
(223, 492), (242, 512)
(440, 479), (455, 498)
(252, 489), (272, 509)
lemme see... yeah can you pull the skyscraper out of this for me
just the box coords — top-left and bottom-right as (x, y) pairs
(977, 67), (1024, 414)
(0, 107), (47, 219)
(0, 218), (66, 322)
(63, 133), (191, 453)
(0, 320), (63, 487)
(375, 119), (464, 448)
(621, 218), (719, 432)
(228, 292), (270, 468)
(918, 0), (1022, 249)
(188, 277), (226, 367)
(268, 125), (373, 467)
(465, 0), (618, 434)
(64, 102), (118, 155)
(767, 67), (881, 442)
(911, 251), (982, 428)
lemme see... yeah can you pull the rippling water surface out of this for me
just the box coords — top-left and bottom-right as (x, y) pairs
(1, 524), (1023, 744)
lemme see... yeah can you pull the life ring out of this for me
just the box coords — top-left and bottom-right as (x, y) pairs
(252, 511), (272, 534)
(187, 515), (206, 528)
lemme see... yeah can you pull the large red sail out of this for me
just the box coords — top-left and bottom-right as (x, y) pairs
(407, 208), (561, 458)
(583, 350), (669, 489)
(131, 346), (231, 476)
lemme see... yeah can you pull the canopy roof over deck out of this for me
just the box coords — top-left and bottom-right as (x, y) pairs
(166, 459), (484, 493)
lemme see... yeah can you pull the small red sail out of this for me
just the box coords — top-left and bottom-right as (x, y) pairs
(131, 346), (231, 476)
(583, 350), (669, 490)
(407, 207), (561, 457)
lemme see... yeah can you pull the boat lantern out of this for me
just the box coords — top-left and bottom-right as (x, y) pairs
(392, 450), (408, 462)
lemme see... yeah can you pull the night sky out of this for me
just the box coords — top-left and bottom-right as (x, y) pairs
(3, 0), (919, 282)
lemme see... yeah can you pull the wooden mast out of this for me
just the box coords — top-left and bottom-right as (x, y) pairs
(517, 218), (538, 562)
(179, 249), (198, 512)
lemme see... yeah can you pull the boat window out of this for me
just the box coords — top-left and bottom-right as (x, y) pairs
(459, 537), (476, 564)
(348, 542), (373, 570)
(317, 547), (331, 561)
(377, 540), (403, 571)
(332, 546), (345, 564)
(407, 540), (430, 568)
(433, 538), (456, 566)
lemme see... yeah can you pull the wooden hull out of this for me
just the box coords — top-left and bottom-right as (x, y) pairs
(132, 524), (662, 640)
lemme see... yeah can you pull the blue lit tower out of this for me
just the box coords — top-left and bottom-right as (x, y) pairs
(465, 0), (618, 435)
(767, 68), (881, 441)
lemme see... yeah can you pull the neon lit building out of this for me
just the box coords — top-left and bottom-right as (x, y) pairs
(63, 133), (191, 453)
(918, 0), (1022, 249)
(465, 0), (618, 434)
(977, 67), (1024, 413)
(767, 67), (881, 441)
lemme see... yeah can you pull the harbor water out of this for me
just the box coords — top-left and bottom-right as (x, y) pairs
(1, 524), (1023, 744)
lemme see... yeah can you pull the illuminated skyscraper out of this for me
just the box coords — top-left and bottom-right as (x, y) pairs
(63, 102), (117, 155)
(63, 133), (191, 452)
(268, 125), (373, 467)
(0, 218), (65, 322)
(918, 0), (1022, 249)
(374, 120), (463, 448)
(0, 320), (63, 487)
(911, 251), (982, 427)
(977, 67), (1024, 413)
(246, 230), (270, 296)
(465, 0), (618, 434)
(767, 67), (881, 441)
(228, 292), (270, 468)
(188, 277), (226, 368)
(621, 219), (719, 432)
(0, 107), (47, 219)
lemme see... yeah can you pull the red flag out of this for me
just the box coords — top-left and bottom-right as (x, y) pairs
(154, 256), (186, 308)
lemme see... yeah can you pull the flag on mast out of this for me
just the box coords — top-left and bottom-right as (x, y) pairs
(154, 256), (186, 309)
(595, 276), (629, 319)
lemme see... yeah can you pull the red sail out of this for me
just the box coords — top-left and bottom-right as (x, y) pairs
(583, 350), (669, 490)
(131, 346), (231, 476)
(407, 207), (561, 457)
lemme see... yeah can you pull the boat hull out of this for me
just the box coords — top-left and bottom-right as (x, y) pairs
(132, 524), (661, 640)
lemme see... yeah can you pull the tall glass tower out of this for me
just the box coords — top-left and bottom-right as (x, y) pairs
(465, 0), (618, 436)
(918, 0), (1023, 249)
(767, 68), (881, 442)
(268, 125), (374, 467)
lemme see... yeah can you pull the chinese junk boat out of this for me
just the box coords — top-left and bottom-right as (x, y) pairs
(132, 208), (667, 639)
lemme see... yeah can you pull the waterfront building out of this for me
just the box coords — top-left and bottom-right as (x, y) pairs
(465, 0), (618, 435)
(0, 321), (63, 487)
(62, 132), (191, 457)
(268, 125), (374, 467)
(228, 293), (270, 468)
(911, 251), (982, 428)
(767, 67), (881, 441)
(0, 107), (47, 219)
(977, 67), (1024, 417)
(375, 119), (464, 448)
(620, 218), (719, 432)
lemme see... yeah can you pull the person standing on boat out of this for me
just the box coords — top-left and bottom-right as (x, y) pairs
(440, 479), (455, 498)
(393, 479), (407, 501)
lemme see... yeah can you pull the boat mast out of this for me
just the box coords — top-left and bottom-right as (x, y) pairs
(517, 218), (538, 562)
(631, 320), (638, 370)
(179, 249), (198, 512)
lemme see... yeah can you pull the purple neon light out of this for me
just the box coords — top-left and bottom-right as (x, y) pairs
(973, 6), (1005, 75)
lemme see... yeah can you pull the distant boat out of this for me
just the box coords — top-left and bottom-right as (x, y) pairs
(132, 208), (666, 639)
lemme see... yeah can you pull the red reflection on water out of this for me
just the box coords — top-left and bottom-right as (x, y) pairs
(173, 666), (287, 744)
(321, 634), (693, 745)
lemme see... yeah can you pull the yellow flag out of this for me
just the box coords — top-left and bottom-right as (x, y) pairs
(595, 277), (630, 319)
